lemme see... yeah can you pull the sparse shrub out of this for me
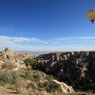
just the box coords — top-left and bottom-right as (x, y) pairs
(11, 71), (23, 84)
(24, 70), (42, 82)
(0, 81), (6, 86)
(38, 81), (61, 93)
(16, 88), (29, 95)
(45, 75), (54, 81)
(16, 88), (21, 94)
(24, 58), (37, 69)
(6, 55), (10, 59)
(0, 71), (13, 85)
(0, 70), (23, 86)
(43, 81), (61, 92)
(38, 82), (45, 88)
(1, 63), (17, 70)
(15, 88), (29, 95)
(45, 67), (49, 73)
(24, 70), (34, 80)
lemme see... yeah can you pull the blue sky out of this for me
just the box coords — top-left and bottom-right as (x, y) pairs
(0, 0), (95, 51)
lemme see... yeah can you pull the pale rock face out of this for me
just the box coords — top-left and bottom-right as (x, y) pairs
(53, 80), (75, 94)
(0, 48), (35, 70)
(0, 60), (4, 64)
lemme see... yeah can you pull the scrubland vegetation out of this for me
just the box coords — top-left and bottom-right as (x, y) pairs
(0, 49), (95, 95)
(0, 68), (63, 95)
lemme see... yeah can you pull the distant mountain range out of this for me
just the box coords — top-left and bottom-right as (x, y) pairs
(17, 51), (51, 55)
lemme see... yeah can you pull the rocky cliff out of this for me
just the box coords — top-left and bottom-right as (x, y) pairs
(0, 49), (76, 95)
(36, 51), (95, 91)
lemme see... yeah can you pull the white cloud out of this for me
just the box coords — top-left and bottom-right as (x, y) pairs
(48, 36), (95, 43)
(0, 36), (48, 43)
(50, 36), (95, 41)
(0, 35), (95, 51)
(0, 27), (14, 32)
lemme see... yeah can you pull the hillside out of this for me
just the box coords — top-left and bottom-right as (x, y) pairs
(0, 48), (76, 95)
(0, 49), (95, 94)
(36, 51), (95, 92)
(0, 48), (36, 70)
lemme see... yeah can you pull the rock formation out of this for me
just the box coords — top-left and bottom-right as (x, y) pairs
(52, 80), (75, 94)
(0, 49), (95, 94)
(36, 51), (95, 90)
(0, 48), (35, 70)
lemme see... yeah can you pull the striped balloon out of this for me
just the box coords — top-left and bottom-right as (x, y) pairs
(86, 9), (95, 24)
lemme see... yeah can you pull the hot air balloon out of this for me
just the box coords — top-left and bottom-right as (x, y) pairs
(86, 9), (95, 24)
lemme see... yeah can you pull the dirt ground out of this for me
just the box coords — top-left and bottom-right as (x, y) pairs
(0, 86), (19, 95)
(0, 86), (95, 95)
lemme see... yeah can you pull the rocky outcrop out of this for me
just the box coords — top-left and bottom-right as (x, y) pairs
(0, 48), (35, 70)
(52, 80), (75, 94)
(36, 51), (95, 90)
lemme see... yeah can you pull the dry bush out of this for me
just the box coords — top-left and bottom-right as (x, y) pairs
(0, 70), (23, 86)
(1, 63), (17, 70)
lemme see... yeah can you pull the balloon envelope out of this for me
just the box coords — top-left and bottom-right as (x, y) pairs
(86, 9), (95, 23)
